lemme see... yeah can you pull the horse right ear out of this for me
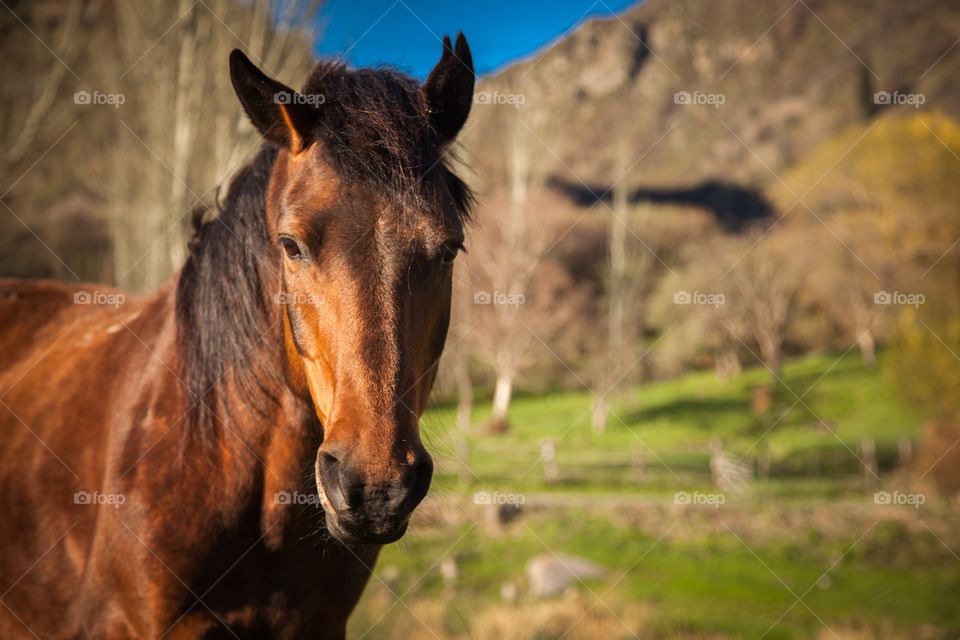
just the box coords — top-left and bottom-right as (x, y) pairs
(229, 50), (315, 154)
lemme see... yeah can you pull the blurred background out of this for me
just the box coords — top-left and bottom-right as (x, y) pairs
(2, 0), (959, 637)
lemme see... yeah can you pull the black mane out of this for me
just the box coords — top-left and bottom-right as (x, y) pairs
(175, 60), (474, 439)
(175, 145), (281, 440)
(299, 61), (474, 219)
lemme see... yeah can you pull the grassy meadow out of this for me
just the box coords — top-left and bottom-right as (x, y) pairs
(349, 353), (960, 639)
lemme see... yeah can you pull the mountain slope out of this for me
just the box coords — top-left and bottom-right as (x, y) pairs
(462, 0), (960, 216)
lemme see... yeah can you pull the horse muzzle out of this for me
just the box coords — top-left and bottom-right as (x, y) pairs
(315, 444), (433, 544)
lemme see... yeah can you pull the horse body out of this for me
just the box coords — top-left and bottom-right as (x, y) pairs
(0, 278), (376, 638)
(0, 33), (476, 639)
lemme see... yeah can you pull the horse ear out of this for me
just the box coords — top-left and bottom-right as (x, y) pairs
(422, 33), (475, 145)
(229, 49), (315, 154)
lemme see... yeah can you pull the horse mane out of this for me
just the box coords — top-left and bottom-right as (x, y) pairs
(299, 61), (474, 221)
(175, 60), (475, 442)
(175, 144), (281, 443)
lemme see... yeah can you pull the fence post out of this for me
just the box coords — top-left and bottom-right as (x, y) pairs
(861, 437), (878, 488)
(455, 436), (471, 486)
(897, 437), (912, 468)
(632, 445), (645, 485)
(758, 445), (772, 482)
(540, 438), (559, 483)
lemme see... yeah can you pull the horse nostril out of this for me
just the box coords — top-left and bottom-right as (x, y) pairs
(318, 449), (353, 512)
(404, 454), (433, 511)
(318, 446), (434, 519)
(340, 470), (366, 510)
(320, 450), (340, 470)
(400, 464), (417, 489)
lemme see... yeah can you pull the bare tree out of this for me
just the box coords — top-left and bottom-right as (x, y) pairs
(0, 0), (85, 175)
(725, 228), (809, 376)
(590, 143), (628, 433)
(463, 82), (561, 429)
(79, 0), (320, 291)
(805, 219), (882, 367)
(465, 189), (546, 430)
(445, 259), (476, 480)
(654, 222), (807, 380)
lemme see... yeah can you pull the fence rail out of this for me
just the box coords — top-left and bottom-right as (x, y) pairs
(434, 436), (915, 490)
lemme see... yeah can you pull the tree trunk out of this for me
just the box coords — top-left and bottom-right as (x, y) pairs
(167, 0), (206, 273)
(595, 143), (630, 435)
(453, 356), (473, 482)
(455, 361), (473, 434)
(857, 327), (877, 368)
(490, 373), (513, 432)
(715, 345), (742, 380)
(591, 397), (609, 434)
(758, 334), (782, 378)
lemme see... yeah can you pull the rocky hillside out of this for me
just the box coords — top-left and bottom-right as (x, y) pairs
(462, 0), (960, 221)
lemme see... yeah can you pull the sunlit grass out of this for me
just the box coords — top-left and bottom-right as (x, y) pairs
(423, 351), (918, 496)
(351, 354), (955, 639)
(353, 508), (960, 639)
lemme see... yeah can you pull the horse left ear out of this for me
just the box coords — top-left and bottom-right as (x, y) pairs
(423, 33), (475, 145)
(229, 49), (315, 154)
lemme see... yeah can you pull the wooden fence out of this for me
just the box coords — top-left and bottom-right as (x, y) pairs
(434, 436), (917, 491)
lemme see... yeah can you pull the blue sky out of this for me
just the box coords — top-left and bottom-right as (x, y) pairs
(313, 0), (639, 79)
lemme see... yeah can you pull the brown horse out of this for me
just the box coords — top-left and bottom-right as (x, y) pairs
(0, 34), (475, 639)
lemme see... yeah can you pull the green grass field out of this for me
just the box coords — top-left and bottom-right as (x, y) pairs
(422, 352), (918, 496)
(348, 353), (959, 639)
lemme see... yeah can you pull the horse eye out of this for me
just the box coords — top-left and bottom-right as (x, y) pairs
(279, 235), (305, 261)
(439, 242), (462, 267)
